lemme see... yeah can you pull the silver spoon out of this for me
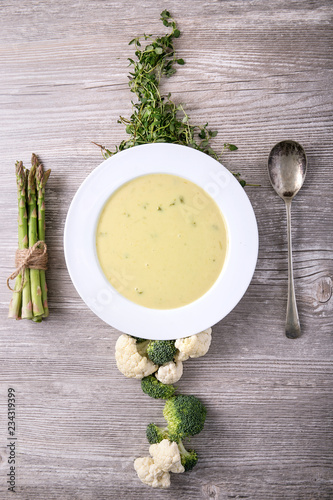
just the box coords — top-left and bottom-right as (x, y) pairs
(267, 140), (307, 339)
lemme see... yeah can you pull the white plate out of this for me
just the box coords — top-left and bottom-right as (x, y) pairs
(64, 143), (258, 340)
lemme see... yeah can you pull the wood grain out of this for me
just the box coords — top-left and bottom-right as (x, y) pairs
(0, 0), (332, 499)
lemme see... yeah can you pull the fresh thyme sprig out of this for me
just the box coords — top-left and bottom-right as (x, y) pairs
(95, 10), (246, 186)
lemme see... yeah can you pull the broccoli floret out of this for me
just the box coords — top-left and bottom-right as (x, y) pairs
(178, 440), (198, 471)
(146, 340), (177, 365)
(141, 375), (176, 399)
(146, 423), (168, 444)
(131, 336), (147, 344)
(146, 394), (206, 450)
(163, 395), (207, 441)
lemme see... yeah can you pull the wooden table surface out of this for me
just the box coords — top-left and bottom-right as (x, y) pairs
(0, 1), (332, 499)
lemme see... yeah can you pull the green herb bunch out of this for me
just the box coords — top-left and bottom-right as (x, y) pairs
(96, 10), (246, 186)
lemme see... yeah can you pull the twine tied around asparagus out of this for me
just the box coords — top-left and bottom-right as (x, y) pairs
(7, 241), (48, 292)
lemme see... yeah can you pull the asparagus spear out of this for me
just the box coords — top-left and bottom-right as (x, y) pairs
(8, 162), (25, 319)
(8, 162), (32, 319)
(33, 153), (51, 318)
(8, 273), (22, 319)
(28, 162), (44, 318)
(21, 166), (33, 319)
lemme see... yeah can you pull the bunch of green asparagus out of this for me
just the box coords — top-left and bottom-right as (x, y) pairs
(8, 154), (51, 321)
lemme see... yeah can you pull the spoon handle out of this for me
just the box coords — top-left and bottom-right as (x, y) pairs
(285, 199), (301, 338)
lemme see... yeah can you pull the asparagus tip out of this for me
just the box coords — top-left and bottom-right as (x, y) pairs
(15, 160), (24, 176)
(31, 153), (39, 168)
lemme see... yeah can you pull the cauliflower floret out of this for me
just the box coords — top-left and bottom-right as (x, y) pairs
(175, 328), (212, 359)
(155, 360), (183, 385)
(149, 439), (184, 473)
(174, 349), (189, 362)
(134, 456), (170, 488)
(115, 334), (158, 379)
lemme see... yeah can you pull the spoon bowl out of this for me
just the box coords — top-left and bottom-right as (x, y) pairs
(268, 140), (307, 200)
(267, 140), (307, 339)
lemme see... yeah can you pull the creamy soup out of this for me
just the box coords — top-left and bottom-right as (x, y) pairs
(96, 173), (228, 309)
